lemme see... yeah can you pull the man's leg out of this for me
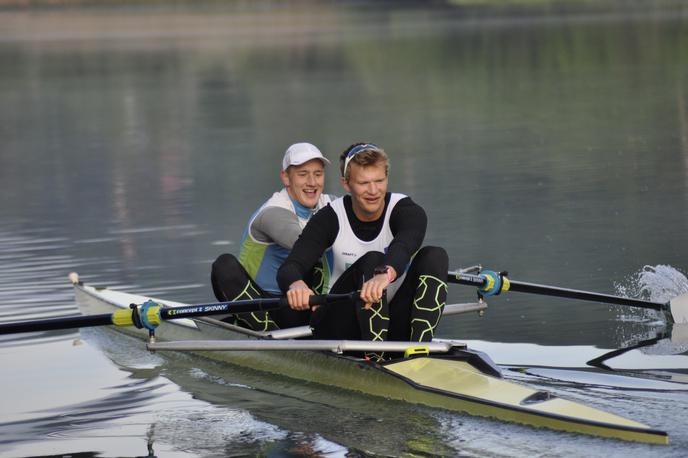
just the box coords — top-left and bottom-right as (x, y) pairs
(388, 246), (449, 342)
(212, 254), (311, 329)
(305, 260), (327, 295)
(210, 254), (279, 331)
(310, 251), (390, 342)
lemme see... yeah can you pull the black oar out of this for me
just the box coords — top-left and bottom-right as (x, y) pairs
(0, 292), (355, 335)
(447, 269), (688, 324)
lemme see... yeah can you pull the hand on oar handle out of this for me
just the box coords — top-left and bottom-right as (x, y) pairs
(286, 280), (317, 311)
(360, 267), (395, 309)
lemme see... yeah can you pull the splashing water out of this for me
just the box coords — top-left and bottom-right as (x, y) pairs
(615, 265), (688, 303)
(613, 265), (688, 352)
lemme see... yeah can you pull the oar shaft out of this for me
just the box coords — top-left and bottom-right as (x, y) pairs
(0, 292), (355, 335)
(507, 281), (666, 310)
(0, 314), (114, 334)
(447, 270), (668, 312)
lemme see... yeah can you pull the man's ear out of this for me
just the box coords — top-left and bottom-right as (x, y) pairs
(280, 170), (290, 187)
(340, 176), (350, 193)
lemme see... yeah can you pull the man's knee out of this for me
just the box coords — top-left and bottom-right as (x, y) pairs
(211, 254), (257, 303)
(414, 246), (449, 271)
(359, 250), (385, 263)
(330, 251), (386, 293)
(355, 251), (386, 271)
(212, 254), (243, 281)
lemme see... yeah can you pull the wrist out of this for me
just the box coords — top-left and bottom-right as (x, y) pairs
(289, 280), (307, 290)
(374, 265), (396, 283)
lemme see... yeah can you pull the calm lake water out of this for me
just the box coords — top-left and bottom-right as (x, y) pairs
(1, 1), (688, 456)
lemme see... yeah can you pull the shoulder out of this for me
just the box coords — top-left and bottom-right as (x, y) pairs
(389, 194), (423, 213)
(251, 206), (299, 237)
(250, 190), (295, 223)
(298, 203), (339, 245)
(390, 195), (426, 221)
(307, 203), (339, 232)
(328, 195), (346, 211)
(262, 189), (295, 211)
(390, 192), (409, 204)
(315, 193), (337, 212)
(256, 205), (297, 221)
(312, 202), (337, 221)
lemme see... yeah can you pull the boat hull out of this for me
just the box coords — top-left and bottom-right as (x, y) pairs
(73, 282), (668, 444)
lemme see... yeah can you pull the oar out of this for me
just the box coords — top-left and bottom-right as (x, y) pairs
(0, 292), (356, 336)
(447, 269), (688, 324)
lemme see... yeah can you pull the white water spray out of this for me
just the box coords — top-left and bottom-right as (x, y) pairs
(614, 265), (688, 354)
(615, 265), (688, 304)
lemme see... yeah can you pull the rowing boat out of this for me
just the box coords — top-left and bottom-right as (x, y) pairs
(70, 275), (669, 445)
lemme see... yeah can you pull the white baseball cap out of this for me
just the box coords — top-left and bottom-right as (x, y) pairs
(282, 143), (331, 171)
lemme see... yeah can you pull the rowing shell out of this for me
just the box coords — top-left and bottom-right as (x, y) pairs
(72, 280), (669, 444)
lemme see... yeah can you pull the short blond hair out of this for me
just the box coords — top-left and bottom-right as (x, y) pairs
(339, 143), (389, 181)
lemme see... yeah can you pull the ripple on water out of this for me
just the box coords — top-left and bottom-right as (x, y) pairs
(0, 230), (86, 349)
(1, 229), (687, 456)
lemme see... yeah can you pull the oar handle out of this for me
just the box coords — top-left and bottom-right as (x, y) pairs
(158, 292), (355, 320)
(447, 270), (669, 312)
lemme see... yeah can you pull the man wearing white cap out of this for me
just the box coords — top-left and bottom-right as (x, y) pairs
(211, 143), (335, 330)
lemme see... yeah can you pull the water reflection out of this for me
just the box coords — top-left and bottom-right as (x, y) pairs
(86, 327), (458, 457)
(1, 377), (167, 444)
(587, 326), (688, 372)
